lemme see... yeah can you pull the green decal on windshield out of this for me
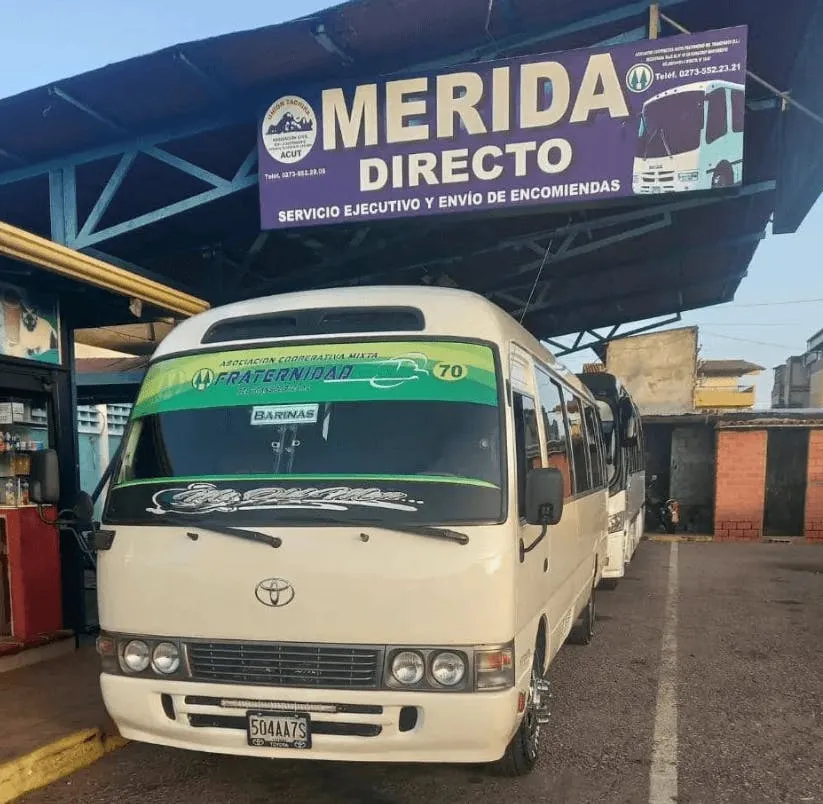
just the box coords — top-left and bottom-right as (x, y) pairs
(133, 340), (498, 418)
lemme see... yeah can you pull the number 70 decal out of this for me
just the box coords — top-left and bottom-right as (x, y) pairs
(434, 362), (468, 382)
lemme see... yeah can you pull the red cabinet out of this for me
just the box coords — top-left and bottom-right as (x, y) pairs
(1, 506), (62, 641)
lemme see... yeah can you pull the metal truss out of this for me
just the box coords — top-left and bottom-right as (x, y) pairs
(544, 313), (683, 357)
(47, 146), (257, 250)
(284, 180), (775, 297)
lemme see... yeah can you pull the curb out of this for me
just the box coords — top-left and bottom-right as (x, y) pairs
(0, 728), (129, 803)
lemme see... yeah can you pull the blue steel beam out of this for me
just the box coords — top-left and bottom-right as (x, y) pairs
(72, 171), (257, 249)
(48, 166), (78, 245)
(545, 313), (683, 357)
(71, 147), (259, 249)
(49, 86), (127, 134)
(233, 148), (258, 181)
(145, 146), (230, 188)
(78, 151), (137, 240)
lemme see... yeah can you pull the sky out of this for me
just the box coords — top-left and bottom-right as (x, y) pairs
(2, 0), (821, 406)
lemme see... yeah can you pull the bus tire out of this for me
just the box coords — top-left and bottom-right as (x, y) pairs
(711, 163), (733, 188)
(599, 578), (619, 591)
(568, 583), (596, 645)
(493, 641), (547, 777)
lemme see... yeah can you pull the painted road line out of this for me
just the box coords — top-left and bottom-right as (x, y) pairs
(649, 541), (679, 804)
(0, 728), (128, 803)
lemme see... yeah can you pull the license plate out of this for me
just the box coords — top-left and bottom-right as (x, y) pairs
(246, 710), (312, 749)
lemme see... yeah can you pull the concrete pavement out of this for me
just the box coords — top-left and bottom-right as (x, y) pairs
(0, 641), (126, 802)
(18, 542), (823, 804)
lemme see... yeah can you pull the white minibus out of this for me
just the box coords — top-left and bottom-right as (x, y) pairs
(30, 286), (609, 776)
(632, 80), (745, 195)
(578, 371), (645, 588)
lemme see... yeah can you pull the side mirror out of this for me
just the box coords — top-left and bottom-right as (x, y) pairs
(621, 412), (638, 447)
(619, 398), (638, 446)
(525, 467), (564, 527)
(29, 449), (60, 506)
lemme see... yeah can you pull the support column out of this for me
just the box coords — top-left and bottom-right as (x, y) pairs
(49, 169), (86, 633)
(714, 430), (767, 540)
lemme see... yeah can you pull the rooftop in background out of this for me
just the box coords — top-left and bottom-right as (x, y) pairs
(0, 0), (821, 348)
(698, 359), (765, 377)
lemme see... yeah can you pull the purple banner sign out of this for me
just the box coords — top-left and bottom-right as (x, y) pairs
(258, 26), (748, 230)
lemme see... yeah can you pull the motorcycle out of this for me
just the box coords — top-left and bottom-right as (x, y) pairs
(644, 474), (680, 534)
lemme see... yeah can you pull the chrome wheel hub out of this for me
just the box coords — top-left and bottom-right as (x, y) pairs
(524, 669), (551, 760)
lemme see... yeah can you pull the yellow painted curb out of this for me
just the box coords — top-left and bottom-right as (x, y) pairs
(0, 728), (129, 803)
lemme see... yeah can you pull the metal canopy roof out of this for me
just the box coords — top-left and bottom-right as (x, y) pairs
(0, 0), (821, 347)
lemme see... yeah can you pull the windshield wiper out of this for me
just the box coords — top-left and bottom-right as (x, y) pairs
(152, 513), (282, 549)
(659, 128), (672, 157)
(278, 513), (469, 545)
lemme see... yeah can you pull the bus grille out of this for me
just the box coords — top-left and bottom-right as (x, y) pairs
(186, 641), (382, 689)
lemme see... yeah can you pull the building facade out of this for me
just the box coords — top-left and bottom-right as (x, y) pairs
(772, 328), (823, 408)
(694, 359), (764, 410)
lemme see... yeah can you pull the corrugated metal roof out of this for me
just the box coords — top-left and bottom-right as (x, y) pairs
(0, 0), (820, 339)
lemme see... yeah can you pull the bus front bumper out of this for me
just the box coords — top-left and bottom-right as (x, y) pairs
(100, 673), (523, 764)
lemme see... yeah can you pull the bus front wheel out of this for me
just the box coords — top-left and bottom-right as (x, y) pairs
(493, 642), (548, 777)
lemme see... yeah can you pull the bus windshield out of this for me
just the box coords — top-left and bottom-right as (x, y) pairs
(105, 339), (505, 527)
(637, 90), (704, 158)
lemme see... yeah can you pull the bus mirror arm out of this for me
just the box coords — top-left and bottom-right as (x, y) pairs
(519, 504), (554, 562)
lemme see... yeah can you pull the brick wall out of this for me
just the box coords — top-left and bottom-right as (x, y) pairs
(714, 430), (767, 540)
(804, 430), (823, 540)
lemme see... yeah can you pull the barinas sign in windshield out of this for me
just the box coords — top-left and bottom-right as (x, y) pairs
(257, 26), (748, 229)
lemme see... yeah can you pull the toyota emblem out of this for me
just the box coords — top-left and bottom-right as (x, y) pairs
(255, 578), (295, 608)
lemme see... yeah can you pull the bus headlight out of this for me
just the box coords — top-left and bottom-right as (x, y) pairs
(431, 651), (466, 687)
(121, 640), (151, 673)
(609, 512), (625, 533)
(391, 651), (425, 685)
(152, 642), (181, 675)
(678, 170), (699, 182)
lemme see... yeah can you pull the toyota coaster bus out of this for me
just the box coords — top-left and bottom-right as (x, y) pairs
(30, 286), (609, 777)
(578, 371), (644, 588)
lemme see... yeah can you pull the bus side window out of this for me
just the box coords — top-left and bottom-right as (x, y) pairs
(536, 369), (574, 499)
(513, 392), (541, 517)
(565, 394), (591, 494)
(582, 404), (605, 489)
(706, 88), (728, 145)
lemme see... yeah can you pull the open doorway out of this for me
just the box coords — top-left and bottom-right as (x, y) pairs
(764, 429), (809, 537)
